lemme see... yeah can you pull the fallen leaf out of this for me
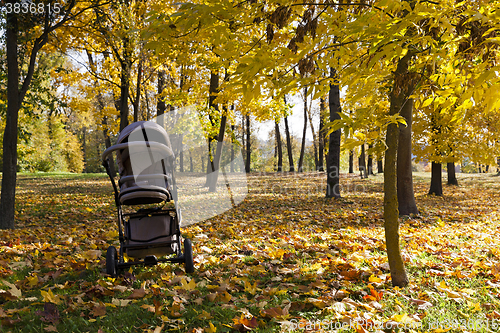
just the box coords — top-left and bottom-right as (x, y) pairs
(44, 325), (58, 332)
(128, 288), (146, 299)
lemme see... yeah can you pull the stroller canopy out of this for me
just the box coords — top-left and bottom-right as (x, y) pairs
(107, 121), (175, 205)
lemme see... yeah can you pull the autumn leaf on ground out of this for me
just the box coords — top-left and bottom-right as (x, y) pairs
(205, 322), (217, 333)
(128, 288), (146, 299)
(363, 286), (383, 301)
(35, 303), (60, 324)
(40, 289), (61, 305)
(90, 304), (106, 317)
(44, 325), (58, 332)
(260, 304), (290, 320)
(82, 250), (102, 261)
(1, 317), (21, 327)
(410, 298), (433, 310)
(2, 280), (22, 298)
(180, 278), (196, 291)
(244, 281), (258, 295)
(111, 298), (131, 306)
(232, 315), (259, 332)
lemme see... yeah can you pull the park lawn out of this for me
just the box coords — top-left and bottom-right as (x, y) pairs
(0, 172), (499, 332)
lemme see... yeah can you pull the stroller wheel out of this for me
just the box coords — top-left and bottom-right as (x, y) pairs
(183, 239), (194, 274)
(106, 246), (118, 277)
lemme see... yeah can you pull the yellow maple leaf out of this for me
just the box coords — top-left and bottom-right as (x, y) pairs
(244, 281), (258, 295)
(40, 289), (60, 305)
(220, 291), (231, 303)
(180, 278), (196, 291)
(27, 275), (38, 288)
(205, 321), (217, 333)
(368, 275), (383, 283)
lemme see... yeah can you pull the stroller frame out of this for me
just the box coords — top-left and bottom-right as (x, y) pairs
(102, 124), (193, 276)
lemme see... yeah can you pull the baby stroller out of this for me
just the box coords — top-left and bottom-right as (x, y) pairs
(101, 121), (194, 276)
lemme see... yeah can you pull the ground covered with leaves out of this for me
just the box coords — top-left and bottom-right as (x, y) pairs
(1, 172), (500, 332)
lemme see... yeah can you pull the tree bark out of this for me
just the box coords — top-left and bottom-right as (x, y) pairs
(209, 113), (227, 192)
(367, 144), (374, 175)
(179, 149), (184, 172)
(133, 53), (143, 122)
(190, 150), (194, 172)
(275, 121), (283, 172)
(245, 115), (251, 173)
(102, 117), (116, 177)
(119, 36), (132, 132)
(231, 124), (235, 172)
(384, 54), (411, 288)
(284, 115), (295, 172)
(318, 97), (325, 172)
(205, 72), (219, 184)
(429, 162), (443, 195)
(297, 87), (308, 172)
(359, 144), (367, 179)
(1, 9), (20, 229)
(397, 98), (419, 215)
(306, 95), (318, 170)
(349, 150), (354, 174)
(378, 158), (383, 173)
(157, 70), (166, 127)
(82, 127), (87, 172)
(447, 162), (458, 185)
(326, 68), (341, 198)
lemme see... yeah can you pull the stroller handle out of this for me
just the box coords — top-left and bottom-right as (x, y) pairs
(102, 142), (175, 165)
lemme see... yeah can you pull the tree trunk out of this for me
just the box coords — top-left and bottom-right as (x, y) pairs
(1, 9), (19, 229)
(447, 162), (458, 185)
(133, 53), (143, 122)
(378, 158), (383, 173)
(102, 117), (116, 177)
(275, 121), (283, 172)
(119, 37), (132, 132)
(397, 98), (419, 215)
(231, 124), (235, 173)
(245, 115), (251, 173)
(205, 72), (219, 184)
(179, 150), (184, 172)
(326, 68), (341, 198)
(384, 54), (412, 288)
(359, 144), (367, 179)
(190, 150), (194, 172)
(429, 162), (443, 195)
(318, 97), (325, 172)
(157, 70), (166, 127)
(306, 95), (318, 170)
(82, 127), (87, 172)
(284, 115), (295, 172)
(298, 87), (308, 172)
(209, 113), (227, 192)
(349, 150), (354, 174)
(367, 144), (374, 175)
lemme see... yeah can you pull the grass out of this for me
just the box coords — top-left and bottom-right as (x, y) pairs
(0, 171), (499, 332)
